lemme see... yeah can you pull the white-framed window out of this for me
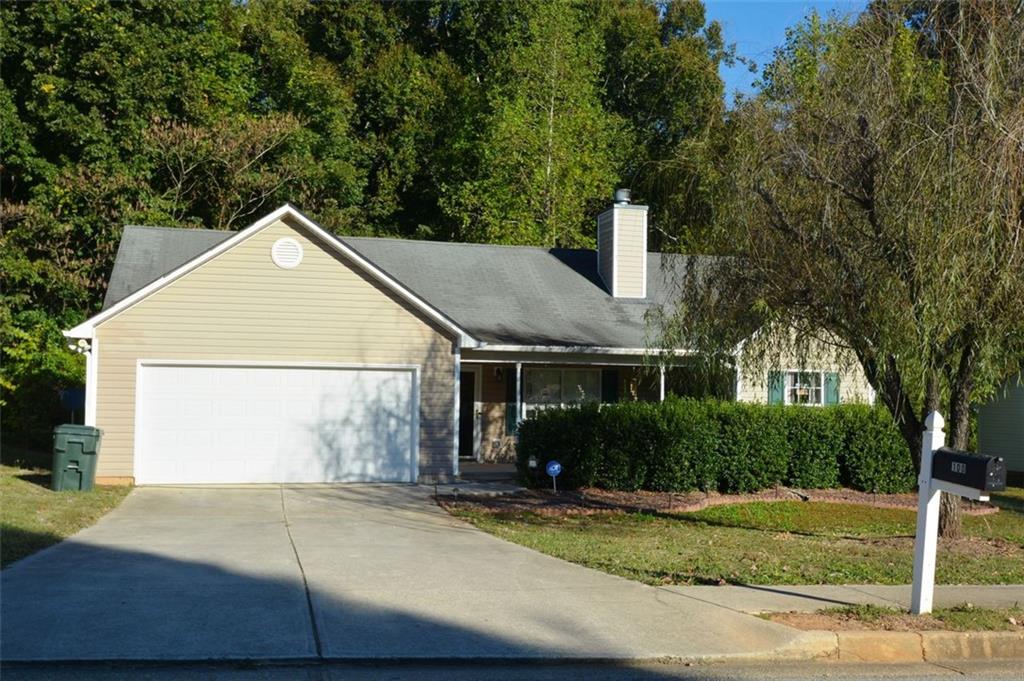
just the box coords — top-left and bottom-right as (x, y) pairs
(523, 367), (601, 419)
(785, 371), (824, 406)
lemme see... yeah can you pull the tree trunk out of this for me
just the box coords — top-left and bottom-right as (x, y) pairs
(939, 342), (977, 540)
(869, 354), (922, 468)
(938, 492), (962, 539)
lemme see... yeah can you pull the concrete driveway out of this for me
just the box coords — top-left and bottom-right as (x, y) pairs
(1, 486), (822, 662)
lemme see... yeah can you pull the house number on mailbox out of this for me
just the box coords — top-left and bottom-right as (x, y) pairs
(951, 462), (967, 474)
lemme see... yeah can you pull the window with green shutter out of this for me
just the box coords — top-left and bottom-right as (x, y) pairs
(825, 372), (840, 405)
(768, 371), (785, 404)
(773, 370), (838, 406)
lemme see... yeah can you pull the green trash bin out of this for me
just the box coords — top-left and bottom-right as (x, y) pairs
(52, 424), (102, 491)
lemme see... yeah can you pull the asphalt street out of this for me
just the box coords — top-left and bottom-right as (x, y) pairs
(3, 660), (1022, 681)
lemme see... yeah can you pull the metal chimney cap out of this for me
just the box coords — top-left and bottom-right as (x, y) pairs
(613, 188), (631, 205)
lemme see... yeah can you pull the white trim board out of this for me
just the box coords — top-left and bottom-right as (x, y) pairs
(65, 204), (477, 347)
(84, 337), (98, 427)
(640, 207), (648, 299)
(612, 206), (619, 297)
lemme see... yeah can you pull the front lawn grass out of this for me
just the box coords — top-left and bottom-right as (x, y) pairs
(450, 500), (1024, 586)
(991, 486), (1024, 512)
(1, 463), (131, 568)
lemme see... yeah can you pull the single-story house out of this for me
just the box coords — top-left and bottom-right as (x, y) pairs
(978, 378), (1024, 474)
(65, 196), (873, 485)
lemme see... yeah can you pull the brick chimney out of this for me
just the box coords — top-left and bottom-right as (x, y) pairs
(597, 188), (647, 298)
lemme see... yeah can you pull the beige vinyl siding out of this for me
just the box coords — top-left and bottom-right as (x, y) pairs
(978, 381), (1024, 472)
(614, 207), (646, 298)
(597, 210), (615, 293)
(94, 217), (457, 482)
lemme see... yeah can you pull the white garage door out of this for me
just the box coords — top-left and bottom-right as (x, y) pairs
(135, 364), (417, 484)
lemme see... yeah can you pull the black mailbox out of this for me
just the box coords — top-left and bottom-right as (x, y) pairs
(931, 448), (1006, 492)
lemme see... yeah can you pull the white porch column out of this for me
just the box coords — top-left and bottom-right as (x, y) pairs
(515, 362), (523, 425)
(453, 345), (461, 479)
(911, 411), (945, 614)
(659, 365), (666, 402)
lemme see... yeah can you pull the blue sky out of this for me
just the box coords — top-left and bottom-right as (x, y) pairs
(704, 0), (867, 104)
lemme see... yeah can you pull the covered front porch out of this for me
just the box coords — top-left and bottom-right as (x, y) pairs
(455, 348), (734, 467)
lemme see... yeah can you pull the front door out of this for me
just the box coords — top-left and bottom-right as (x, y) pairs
(458, 370), (476, 459)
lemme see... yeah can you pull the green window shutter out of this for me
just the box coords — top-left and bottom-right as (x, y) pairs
(601, 369), (619, 404)
(504, 368), (517, 434)
(825, 372), (840, 405)
(768, 371), (785, 405)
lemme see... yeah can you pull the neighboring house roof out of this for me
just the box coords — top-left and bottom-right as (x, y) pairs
(97, 218), (702, 349)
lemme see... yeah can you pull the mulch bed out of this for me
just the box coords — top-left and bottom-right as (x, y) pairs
(438, 486), (1000, 517)
(767, 610), (1023, 632)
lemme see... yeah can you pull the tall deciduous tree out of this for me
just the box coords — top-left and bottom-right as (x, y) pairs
(1, 0), (259, 439)
(659, 3), (1024, 536)
(600, 0), (733, 252)
(444, 1), (626, 247)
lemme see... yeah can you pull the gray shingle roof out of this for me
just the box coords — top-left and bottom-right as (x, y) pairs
(102, 225), (696, 348)
(103, 226), (233, 309)
(340, 237), (688, 347)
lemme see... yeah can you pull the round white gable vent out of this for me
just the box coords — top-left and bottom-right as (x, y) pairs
(271, 237), (303, 269)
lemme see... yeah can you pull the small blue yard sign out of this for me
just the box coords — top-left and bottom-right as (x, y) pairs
(546, 460), (562, 492)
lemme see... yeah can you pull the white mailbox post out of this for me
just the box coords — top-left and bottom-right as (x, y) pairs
(910, 411), (1006, 614)
(910, 412), (946, 615)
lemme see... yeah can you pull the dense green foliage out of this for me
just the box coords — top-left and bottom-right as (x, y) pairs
(516, 399), (916, 494)
(0, 0), (729, 445)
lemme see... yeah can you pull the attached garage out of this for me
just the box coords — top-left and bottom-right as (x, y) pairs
(135, 363), (418, 484)
(66, 206), (463, 485)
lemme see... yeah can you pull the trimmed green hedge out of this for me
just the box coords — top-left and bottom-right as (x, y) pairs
(516, 398), (916, 494)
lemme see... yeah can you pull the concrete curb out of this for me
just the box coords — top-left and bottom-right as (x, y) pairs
(784, 629), (1024, 663)
(1, 630), (1020, 669)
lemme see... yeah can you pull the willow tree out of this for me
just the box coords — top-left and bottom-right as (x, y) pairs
(659, 2), (1024, 536)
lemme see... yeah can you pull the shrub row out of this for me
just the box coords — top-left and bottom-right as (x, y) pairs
(516, 399), (916, 494)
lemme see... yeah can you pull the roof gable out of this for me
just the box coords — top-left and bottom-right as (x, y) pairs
(65, 205), (473, 344)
